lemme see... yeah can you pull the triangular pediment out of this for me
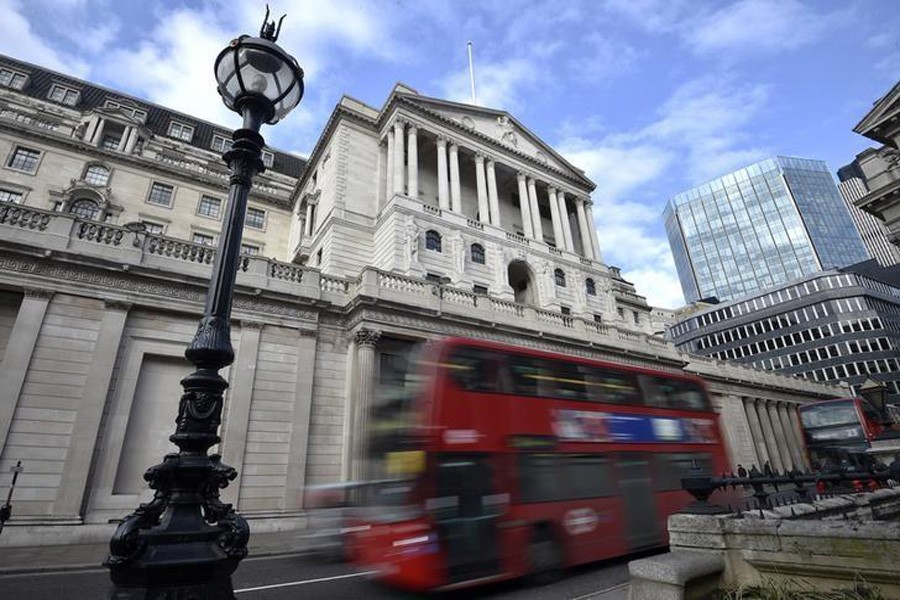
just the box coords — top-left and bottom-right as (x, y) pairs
(855, 81), (900, 145)
(394, 92), (593, 188)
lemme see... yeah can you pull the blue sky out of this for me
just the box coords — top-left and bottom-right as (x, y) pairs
(2, 0), (898, 308)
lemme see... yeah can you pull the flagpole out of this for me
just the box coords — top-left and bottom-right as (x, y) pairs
(467, 41), (477, 104)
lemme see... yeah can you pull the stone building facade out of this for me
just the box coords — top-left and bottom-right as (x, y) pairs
(0, 55), (845, 539)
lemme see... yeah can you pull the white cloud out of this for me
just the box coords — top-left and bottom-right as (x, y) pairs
(685, 0), (840, 57)
(558, 76), (772, 308)
(441, 58), (539, 111)
(0, 0), (90, 76)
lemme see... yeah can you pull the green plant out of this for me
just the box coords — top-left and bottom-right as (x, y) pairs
(714, 576), (886, 600)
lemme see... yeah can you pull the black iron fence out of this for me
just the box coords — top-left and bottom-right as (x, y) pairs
(680, 461), (900, 516)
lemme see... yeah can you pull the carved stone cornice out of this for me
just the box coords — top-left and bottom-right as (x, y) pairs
(104, 299), (133, 312)
(23, 286), (53, 300)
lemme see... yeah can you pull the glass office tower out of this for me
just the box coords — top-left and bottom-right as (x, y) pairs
(664, 156), (870, 304)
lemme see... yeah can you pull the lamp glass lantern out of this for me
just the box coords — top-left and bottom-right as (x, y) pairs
(214, 35), (304, 125)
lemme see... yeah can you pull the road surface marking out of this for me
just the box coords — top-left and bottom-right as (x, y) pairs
(569, 581), (630, 600)
(234, 570), (377, 593)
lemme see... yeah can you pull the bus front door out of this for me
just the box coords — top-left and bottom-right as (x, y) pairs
(617, 454), (663, 550)
(432, 455), (502, 584)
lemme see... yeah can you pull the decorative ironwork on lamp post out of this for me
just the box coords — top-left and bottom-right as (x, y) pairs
(105, 9), (303, 599)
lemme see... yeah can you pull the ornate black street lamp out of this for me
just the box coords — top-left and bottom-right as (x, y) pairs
(106, 10), (303, 599)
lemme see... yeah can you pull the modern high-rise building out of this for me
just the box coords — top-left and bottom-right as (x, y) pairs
(837, 161), (900, 267)
(664, 156), (870, 304)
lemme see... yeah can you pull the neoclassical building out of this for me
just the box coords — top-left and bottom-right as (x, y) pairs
(0, 55), (845, 541)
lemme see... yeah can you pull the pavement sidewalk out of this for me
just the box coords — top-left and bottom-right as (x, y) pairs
(0, 529), (313, 575)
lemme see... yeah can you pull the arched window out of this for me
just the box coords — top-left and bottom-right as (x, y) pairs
(84, 164), (110, 186)
(69, 198), (101, 220)
(426, 229), (442, 252)
(586, 278), (597, 296)
(471, 243), (485, 264)
(554, 268), (566, 287)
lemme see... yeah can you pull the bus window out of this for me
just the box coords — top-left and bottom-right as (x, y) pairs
(585, 366), (642, 404)
(542, 359), (589, 401)
(508, 354), (540, 396)
(519, 454), (616, 502)
(652, 453), (712, 491)
(640, 377), (710, 411)
(447, 347), (502, 392)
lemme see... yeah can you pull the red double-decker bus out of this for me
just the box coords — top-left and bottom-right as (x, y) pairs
(798, 398), (885, 468)
(348, 337), (730, 592)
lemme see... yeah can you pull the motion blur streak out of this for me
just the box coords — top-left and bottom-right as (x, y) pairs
(233, 570), (377, 593)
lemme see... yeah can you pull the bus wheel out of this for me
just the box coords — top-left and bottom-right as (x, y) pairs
(526, 529), (563, 586)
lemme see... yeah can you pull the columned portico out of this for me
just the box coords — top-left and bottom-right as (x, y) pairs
(436, 136), (449, 210)
(576, 198), (594, 259)
(776, 402), (804, 470)
(743, 397), (770, 467)
(392, 120), (405, 195)
(475, 153), (489, 223)
(547, 186), (563, 248)
(517, 172), (533, 238)
(586, 201), (603, 262)
(755, 398), (785, 472)
(527, 177), (543, 242)
(767, 401), (794, 470)
(557, 190), (575, 252)
(449, 142), (461, 213)
(406, 124), (418, 199)
(486, 159), (500, 226)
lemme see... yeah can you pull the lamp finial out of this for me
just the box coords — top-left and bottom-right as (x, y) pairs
(260, 4), (286, 42)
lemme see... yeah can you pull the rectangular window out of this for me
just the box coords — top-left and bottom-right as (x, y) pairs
(561, 306), (571, 316)
(245, 206), (266, 229)
(0, 188), (24, 203)
(593, 314), (603, 323)
(104, 100), (148, 122)
(48, 83), (79, 106)
(211, 134), (231, 153)
(0, 67), (27, 90)
(102, 135), (121, 151)
(241, 244), (260, 255)
(192, 232), (214, 246)
(197, 195), (221, 218)
(519, 454), (615, 502)
(147, 182), (174, 207)
(141, 221), (164, 235)
(168, 121), (194, 142)
(473, 284), (489, 295)
(6, 146), (41, 173)
(262, 150), (274, 168)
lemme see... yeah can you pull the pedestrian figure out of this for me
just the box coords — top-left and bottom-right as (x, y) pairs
(737, 464), (748, 478)
(764, 461), (774, 477)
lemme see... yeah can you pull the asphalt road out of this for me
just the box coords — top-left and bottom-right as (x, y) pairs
(0, 551), (638, 599)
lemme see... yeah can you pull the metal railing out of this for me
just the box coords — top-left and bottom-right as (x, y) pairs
(681, 461), (900, 516)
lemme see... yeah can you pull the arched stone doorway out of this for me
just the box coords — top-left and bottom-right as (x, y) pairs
(507, 260), (535, 305)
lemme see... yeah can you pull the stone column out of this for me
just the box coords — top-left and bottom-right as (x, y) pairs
(393, 120), (405, 195)
(517, 172), (533, 238)
(777, 402), (804, 471)
(767, 401), (795, 470)
(486, 159), (500, 226)
(55, 300), (131, 517)
(449, 143), (461, 213)
(116, 127), (131, 152)
(576, 198), (594, 258)
(585, 201), (603, 262)
(351, 328), (380, 482)
(475, 153), (489, 223)
(0, 289), (52, 451)
(386, 132), (394, 201)
(218, 320), (263, 507)
(284, 329), (318, 510)
(527, 177), (543, 242)
(558, 191), (575, 251)
(547, 186), (563, 249)
(91, 118), (106, 146)
(406, 124), (418, 200)
(436, 136), (449, 210)
(743, 397), (769, 469)
(718, 394), (759, 469)
(755, 399), (785, 473)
